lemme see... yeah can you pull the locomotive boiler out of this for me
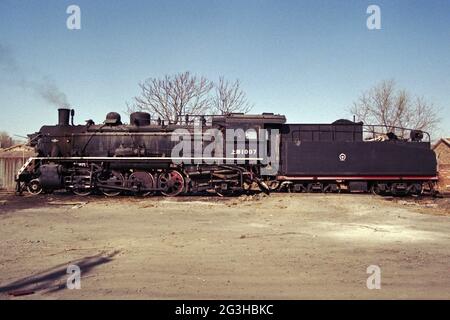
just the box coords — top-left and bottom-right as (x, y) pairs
(15, 108), (438, 196)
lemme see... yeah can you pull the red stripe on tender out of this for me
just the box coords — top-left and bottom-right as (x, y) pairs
(276, 175), (438, 181)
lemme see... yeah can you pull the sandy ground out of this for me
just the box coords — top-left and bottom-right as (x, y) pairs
(0, 192), (449, 300)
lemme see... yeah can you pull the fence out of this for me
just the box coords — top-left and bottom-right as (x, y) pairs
(0, 147), (35, 192)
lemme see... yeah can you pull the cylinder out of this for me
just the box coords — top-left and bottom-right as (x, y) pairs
(58, 108), (71, 126)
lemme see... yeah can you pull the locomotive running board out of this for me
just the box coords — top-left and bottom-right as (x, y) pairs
(28, 156), (263, 162)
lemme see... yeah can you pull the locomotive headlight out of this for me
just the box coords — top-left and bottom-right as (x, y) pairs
(51, 139), (59, 143)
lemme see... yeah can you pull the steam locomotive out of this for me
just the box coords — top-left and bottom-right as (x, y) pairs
(15, 108), (438, 196)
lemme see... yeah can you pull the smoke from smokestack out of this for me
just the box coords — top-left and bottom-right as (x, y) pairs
(0, 44), (17, 73)
(0, 43), (70, 108)
(32, 77), (70, 108)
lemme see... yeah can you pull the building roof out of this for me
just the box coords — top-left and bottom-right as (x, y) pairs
(0, 144), (35, 158)
(432, 138), (450, 150)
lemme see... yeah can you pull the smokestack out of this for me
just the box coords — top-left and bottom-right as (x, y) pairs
(58, 108), (71, 126)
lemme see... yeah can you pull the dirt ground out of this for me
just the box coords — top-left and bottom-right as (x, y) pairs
(0, 192), (449, 300)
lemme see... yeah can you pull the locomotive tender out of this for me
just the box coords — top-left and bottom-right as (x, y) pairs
(16, 108), (438, 196)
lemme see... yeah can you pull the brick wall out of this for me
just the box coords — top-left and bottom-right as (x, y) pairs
(434, 142), (450, 194)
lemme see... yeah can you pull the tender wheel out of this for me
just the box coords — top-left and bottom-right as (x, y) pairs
(371, 183), (386, 196)
(408, 183), (423, 196)
(158, 170), (185, 196)
(98, 170), (125, 197)
(27, 179), (43, 195)
(307, 182), (323, 193)
(129, 171), (155, 196)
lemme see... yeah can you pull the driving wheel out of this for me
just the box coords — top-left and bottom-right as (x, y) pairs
(98, 170), (125, 197)
(158, 170), (185, 196)
(129, 171), (155, 196)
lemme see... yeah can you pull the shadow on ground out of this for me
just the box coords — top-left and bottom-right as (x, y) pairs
(0, 250), (119, 296)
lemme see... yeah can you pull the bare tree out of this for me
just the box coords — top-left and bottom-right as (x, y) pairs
(211, 77), (252, 115)
(128, 72), (213, 124)
(127, 72), (253, 122)
(350, 80), (440, 137)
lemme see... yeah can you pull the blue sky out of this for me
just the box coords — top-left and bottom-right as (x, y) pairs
(0, 0), (449, 138)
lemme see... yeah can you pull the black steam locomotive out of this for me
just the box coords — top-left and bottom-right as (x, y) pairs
(16, 108), (438, 196)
